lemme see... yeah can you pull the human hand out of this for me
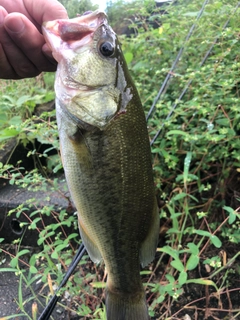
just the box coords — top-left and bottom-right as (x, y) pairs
(0, 0), (68, 79)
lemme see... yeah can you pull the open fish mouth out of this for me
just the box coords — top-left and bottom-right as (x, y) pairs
(42, 10), (120, 129)
(42, 10), (107, 61)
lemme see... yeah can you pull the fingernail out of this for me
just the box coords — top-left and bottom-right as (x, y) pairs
(5, 17), (25, 33)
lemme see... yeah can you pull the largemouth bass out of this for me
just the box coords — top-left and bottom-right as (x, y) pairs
(42, 10), (159, 320)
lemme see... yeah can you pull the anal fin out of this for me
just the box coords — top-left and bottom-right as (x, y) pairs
(78, 217), (102, 263)
(140, 198), (159, 267)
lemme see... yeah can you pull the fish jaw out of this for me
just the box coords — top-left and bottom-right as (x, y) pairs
(42, 11), (122, 129)
(42, 10), (107, 63)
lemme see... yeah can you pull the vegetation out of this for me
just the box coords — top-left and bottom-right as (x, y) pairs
(58, 0), (98, 18)
(0, 0), (239, 319)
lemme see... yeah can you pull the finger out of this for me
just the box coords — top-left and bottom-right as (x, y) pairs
(0, 0), (68, 28)
(4, 13), (57, 75)
(23, 0), (68, 25)
(0, 43), (19, 79)
(0, 6), (22, 78)
(0, 1), (24, 17)
(1, 16), (39, 78)
(0, 5), (7, 21)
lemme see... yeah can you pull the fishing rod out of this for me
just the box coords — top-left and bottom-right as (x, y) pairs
(38, 244), (85, 320)
(150, 1), (240, 146)
(146, 0), (210, 122)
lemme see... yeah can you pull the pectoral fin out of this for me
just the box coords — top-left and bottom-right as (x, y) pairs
(78, 217), (102, 263)
(140, 199), (159, 267)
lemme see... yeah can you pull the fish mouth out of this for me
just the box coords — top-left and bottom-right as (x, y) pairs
(42, 10), (107, 61)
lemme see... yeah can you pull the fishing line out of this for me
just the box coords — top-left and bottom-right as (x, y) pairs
(38, 244), (86, 320)
(146, 0), (210, 121)
(150, 1), (240, 146)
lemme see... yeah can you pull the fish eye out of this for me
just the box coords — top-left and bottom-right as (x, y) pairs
(99, 41), (114, 57)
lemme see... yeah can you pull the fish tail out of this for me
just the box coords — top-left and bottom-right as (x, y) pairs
(105, 287), (149, 320)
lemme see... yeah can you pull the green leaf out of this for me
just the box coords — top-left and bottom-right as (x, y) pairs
(17, 249), (30, 257)
(18, 272), (23, 308)
(16, 95), (31, 107)
(193, 229), (211, 237)
(165, 274), (175, 284)
(162, 22), (171, 30)
(186, 278), (218, 291)
(215, 118), (229, 126)
(51, 251), (59, 259)
(158, 246), (179, 261)
(193, 230), (222, 248)
(183, 151), (192, 187)
(223, 206), (235, 214)
(223, 206), (237, 224)
(170, 192), (188, 202)
(66, 233), (79, 241)
(0, 128), (19, 141)
(171, 259), (184, 272)
(210, 235), (222, 248)
(91, 282), (106, 288)
(178, 270), (187, 286)
(183, 11), (200, 17)
(187, 243), (199, 255)
(167, 130), (190, 138)
(186, 254), (199, 271)
(8, 116), (22, 126)
(176, 173), (199, 183)
(0, 113), (8, 124)
(0, 267), (19, 272)
(132, 61), (147, 71)
(140, 270), (151, 275)
(124, 52), (133, 64)
(0, 314), (26, 319)
(229, 211), (236, 224)
(31, 217), (42, 229)
(37, 231), (55, 245)
(29, 266), (38, 274)
(10, 257), (18, 268)
(2, 94), (15, 104)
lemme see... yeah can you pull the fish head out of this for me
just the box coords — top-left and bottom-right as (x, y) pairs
(42, 11), (133, 129)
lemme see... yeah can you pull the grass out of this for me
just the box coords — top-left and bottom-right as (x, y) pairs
(0, 0), (240, 319)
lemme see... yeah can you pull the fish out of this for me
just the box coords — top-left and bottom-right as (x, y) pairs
(42, 10), (159, 320)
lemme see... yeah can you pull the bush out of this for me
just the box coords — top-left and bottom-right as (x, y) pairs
(0, 0), (239, 319)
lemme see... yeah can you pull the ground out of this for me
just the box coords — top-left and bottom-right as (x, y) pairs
(1, 236), (239, 320)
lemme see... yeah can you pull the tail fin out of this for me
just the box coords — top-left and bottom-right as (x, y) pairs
(105, 287), (149, 320)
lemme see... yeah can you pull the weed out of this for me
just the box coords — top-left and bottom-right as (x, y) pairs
(0, 0), (239, 319)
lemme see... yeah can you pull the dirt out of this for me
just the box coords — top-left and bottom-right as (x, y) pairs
(0, 247), (65, 320)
